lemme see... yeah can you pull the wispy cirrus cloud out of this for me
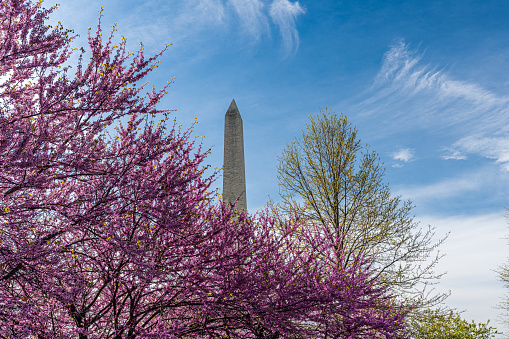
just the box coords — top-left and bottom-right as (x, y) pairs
(137, 0), (305, 55)
(227, 0), (305, 53)
(451, 135), (509, 171)
(440, 147), (467, 161)
(61, 0), (305, 58)
(354, 40), (509, 171)
(374, 41), (507, 110)
(229, 0), (268, 41)
(393, 164), (509, 202)
(395, 172), (482, 201)
(269, 0), (305, 56)
(194, 0), (227, 25)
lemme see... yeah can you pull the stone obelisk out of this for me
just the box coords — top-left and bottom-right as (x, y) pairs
(223, 99), (247, 210)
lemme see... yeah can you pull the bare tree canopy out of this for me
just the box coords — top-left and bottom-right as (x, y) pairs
(496, 209), (509, 326)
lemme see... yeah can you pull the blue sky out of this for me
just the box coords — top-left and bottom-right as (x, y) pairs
(53, 0), (509, 333)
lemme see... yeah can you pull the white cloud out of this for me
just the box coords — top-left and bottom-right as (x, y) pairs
(375, 40), (507, 110)
(57, 0), (306, 60)
(417, 212), (507, 329)
(393, 164), (509, 202)
(229, 0), (268, 40)
(353, 40), (509, 171)
(391, 147), (415, 162)
(269, 0), (305, 56)
(396, 173), (482, 202)
(167, 0), (227, 38)
(440, 147), (468, 160)
(452, 135), (509, 171)
(196, 0), (227, 24)
(72, 0), (229, 54)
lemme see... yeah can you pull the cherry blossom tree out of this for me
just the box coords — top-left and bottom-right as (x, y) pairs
(0, 1), (410, 338)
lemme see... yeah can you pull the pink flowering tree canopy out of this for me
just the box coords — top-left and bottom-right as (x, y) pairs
(0, 1), (410, 338)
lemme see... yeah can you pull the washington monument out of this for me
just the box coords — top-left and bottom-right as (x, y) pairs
(223, 99), (247, 210)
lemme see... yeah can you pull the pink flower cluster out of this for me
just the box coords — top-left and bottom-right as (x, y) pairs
(0, 1), (409, 337)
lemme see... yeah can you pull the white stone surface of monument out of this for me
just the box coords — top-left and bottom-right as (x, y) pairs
(223, 99), (247, 210)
